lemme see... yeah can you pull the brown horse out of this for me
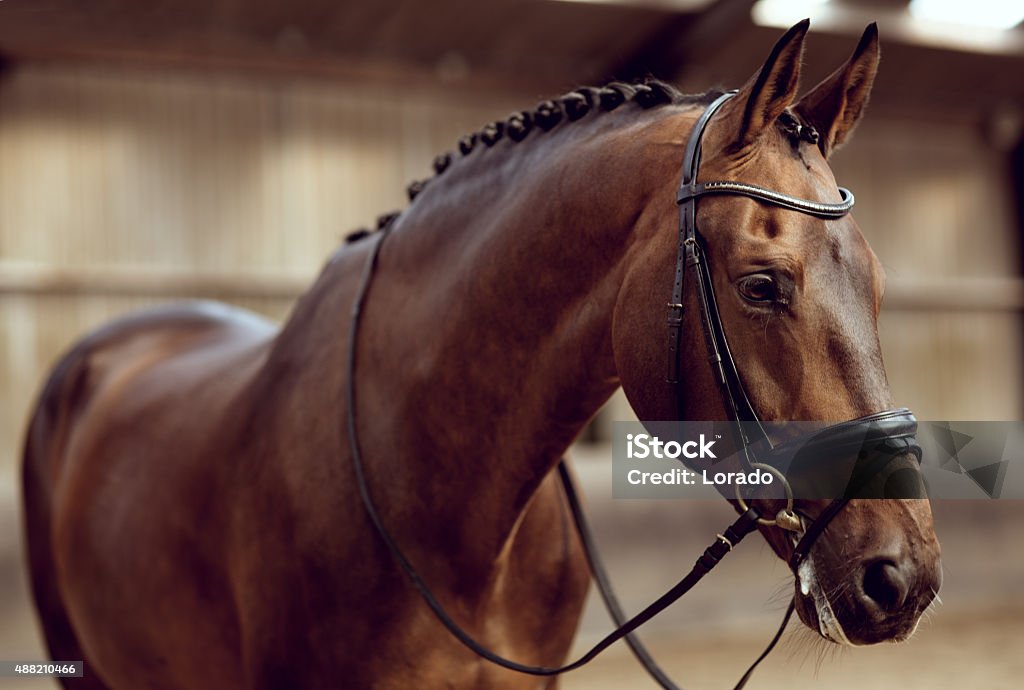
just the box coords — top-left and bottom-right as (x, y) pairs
(23, 21), (940, 689)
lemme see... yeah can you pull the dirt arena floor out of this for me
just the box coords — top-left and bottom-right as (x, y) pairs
(1, 445), (1021, 689)
(564, 606), (1024, 689)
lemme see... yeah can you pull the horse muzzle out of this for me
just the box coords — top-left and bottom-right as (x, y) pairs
(747, 409), (942, 645)
(793, 517), (942, 645)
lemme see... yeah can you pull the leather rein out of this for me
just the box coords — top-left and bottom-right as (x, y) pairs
(344, 91), (921, 688)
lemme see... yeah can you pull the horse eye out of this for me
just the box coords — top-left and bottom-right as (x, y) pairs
(737, 274), (778, 304)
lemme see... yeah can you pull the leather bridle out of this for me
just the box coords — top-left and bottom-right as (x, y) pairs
(344, 91), (923, 689)
(667, 91), (920, 549)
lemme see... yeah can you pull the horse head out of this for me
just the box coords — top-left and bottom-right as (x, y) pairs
(615, 21), (942, 646)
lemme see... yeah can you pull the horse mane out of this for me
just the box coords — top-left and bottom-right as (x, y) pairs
(344, 80), (723, 243)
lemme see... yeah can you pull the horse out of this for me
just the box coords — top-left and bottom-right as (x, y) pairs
(22, 20), (941, 689)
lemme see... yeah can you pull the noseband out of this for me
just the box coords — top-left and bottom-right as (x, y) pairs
(345, 91), (922, 689)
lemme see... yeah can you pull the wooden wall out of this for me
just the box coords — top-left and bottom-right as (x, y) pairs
(0, 62), (524, 483)
(833, 115), (1022, 420)
(1, 62), (1021, 487)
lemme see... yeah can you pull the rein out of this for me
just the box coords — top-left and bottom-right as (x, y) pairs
(344, 92), (921, 688)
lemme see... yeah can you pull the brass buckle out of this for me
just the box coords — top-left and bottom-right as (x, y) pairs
(735, 462), (801, 532)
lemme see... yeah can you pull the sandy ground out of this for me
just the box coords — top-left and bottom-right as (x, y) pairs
(4, 605), (1021, 690)
(1, 446), (1022, 689)
(564, 606), (1024, 689)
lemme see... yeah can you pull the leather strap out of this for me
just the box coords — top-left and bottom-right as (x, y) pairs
(766, 407), (919, 461)
(558, 460), (799, 690)
(556, 461), (679, 690)
(733, 600), (795, 689)
(666, 91), (734, 385)
(677, 182), (854, 219)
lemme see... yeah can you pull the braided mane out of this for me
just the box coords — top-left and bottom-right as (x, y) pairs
(346, 80), (720, 243)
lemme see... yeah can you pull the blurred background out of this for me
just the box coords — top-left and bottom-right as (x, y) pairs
(0, 0), (1022, 687)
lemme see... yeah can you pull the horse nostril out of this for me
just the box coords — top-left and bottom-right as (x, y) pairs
(862, 559), (909, 613)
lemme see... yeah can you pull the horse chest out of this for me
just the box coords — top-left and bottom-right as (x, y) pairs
(298, 479), (589, 689)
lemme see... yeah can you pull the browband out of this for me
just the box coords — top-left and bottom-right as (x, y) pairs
(677, 181), (855, 219)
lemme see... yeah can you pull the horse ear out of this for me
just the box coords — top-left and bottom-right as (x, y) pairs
(720, 19), (809, 150)
(795, 23), (880, 158)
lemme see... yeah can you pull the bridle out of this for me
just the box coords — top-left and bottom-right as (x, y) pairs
(344, 91), (922, 688)
(668, 91), (920, 554)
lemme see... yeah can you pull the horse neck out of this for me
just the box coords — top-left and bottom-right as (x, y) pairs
(337, 110), (684, 581)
